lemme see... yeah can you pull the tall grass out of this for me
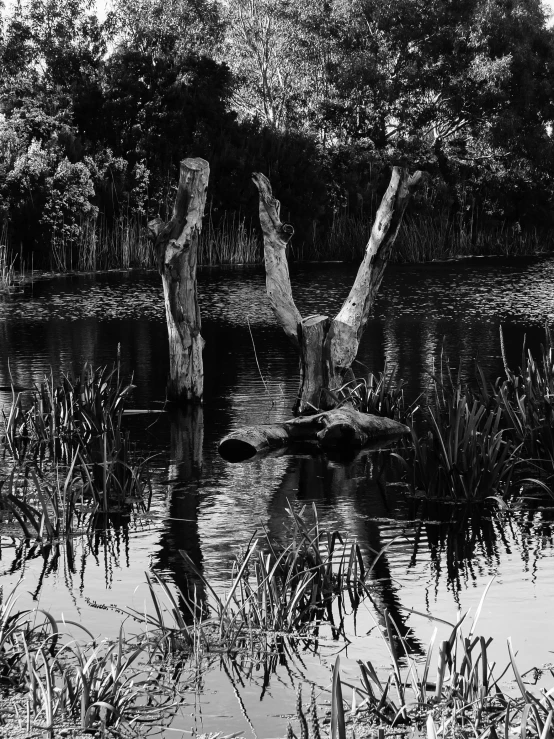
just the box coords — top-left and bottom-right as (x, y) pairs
(290, 582), (554, 739)
(199, 208), (261, 265)
(347, 333), (554, 502)
(0, 579), (201, 736)
(45, 209), (263, 271)
(1, 361), (151, 535)
(178, 503), (369, 656)
(308, 210), (554, 264)
(0, 223), (25, 292)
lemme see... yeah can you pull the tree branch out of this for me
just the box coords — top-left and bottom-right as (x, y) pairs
(252, 171), (302, 347)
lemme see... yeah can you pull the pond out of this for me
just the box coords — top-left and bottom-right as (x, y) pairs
(1, 256), (554, 736)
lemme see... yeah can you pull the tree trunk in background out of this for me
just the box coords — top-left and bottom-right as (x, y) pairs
(149, 158), (209, 403)
(252, 167), (423, 414)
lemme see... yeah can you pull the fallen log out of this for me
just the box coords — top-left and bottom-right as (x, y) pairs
(219, 407), (410, 462)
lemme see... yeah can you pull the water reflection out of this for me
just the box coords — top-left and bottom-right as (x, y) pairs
(156, 408), (206, 617)
(3, 261), (554, 732)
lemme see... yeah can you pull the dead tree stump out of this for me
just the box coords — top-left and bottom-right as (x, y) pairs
(252, 167), (422, 414)
(148, 158), (209, 403)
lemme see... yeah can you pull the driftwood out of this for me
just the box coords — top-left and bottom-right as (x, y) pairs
(219, 407), (410, 462)
(149, 158), (209, 403)
(252, 167), (422, 414)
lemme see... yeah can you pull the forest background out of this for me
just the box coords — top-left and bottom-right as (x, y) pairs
(2, 0), (554, 270)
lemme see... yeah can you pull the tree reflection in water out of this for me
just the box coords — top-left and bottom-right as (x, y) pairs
(155, 407), (206, 620)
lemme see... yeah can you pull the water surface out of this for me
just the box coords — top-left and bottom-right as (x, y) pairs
(1, 257), (554, 735)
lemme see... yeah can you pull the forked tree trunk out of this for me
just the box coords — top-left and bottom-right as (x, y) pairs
(252, 167), (422, 414)
(148, 158), (209, 403)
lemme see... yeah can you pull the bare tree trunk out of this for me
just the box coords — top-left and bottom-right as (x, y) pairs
(149, 158), (209, 404)
(252, 166), (422, 415)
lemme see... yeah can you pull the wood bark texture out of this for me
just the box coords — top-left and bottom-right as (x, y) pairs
(150, 158), (209, 403)
(252, 166), (422, 414)
(219, 407), (410, 462)
(328, 168), (423, 383)
(252, 172), (301, 348)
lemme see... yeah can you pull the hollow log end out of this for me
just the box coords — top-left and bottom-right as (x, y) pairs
(219, 438), (258, 462)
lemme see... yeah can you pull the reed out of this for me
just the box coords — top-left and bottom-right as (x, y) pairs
(2, 541), (554, 737)
(338, 363), (411, 423)
(0, 224), (25, 292)
(0, 581), (201, 736)
(46, 209), (262, 271)
(177, 502), (369, 656)
(291, 581), (554, 739)
(396, 385), (519, 501)
(306, 208), (554, 264)
(1, 360), (151, 529)
(199, 209), (261, 265)
(475, 326), (554, 474)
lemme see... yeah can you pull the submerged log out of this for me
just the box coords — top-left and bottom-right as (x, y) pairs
(251, 167), (422, 415)
(219, 407), (410, 462)
(149, 158), (209, 403)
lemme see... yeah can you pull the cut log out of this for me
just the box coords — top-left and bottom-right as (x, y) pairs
(149, 158), (209, 403)
(252, 167), (422, 415)
(219, 407), (410, 462)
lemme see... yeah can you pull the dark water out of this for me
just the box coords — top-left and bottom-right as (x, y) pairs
(2, 257), (554, 735)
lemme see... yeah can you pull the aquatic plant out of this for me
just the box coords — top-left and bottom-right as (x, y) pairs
(199, 208), (261, 265)
(337, 363), (410, 423)
(1, 361), (151, 529)
(0, 582), (200, 736)
(178, 503), (368, 654)
(396, 386), (519, 501)
(0, 241), (18, 292)
(288, 581), (554, 739)
(475, 327), (554, 475)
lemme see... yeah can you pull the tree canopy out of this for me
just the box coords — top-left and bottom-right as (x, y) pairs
(1, 0), (553, 266)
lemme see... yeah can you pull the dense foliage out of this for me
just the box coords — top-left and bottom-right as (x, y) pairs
(1, 0), (554, 267)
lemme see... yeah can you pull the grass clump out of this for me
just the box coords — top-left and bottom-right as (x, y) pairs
(178, 502), (369, 657)
(291, 583), (554, 739)
(340, 331), (554, 502)
(0, 579), (201, 737)
(1, 359), (151, 541)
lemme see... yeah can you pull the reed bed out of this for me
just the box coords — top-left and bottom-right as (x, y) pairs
(308, 211), (554, 264)
(1, 513), (553, 738)
(25, 196), (554, 272)
(1, 360), (151, 540)
(341, 330), (554, 502)
(291, 582), (554, 739)
(0, 578), (206, 737)
(45, 210), (263, 271)
(198, 209), (261, 265)
(177, 502), (369, 657)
